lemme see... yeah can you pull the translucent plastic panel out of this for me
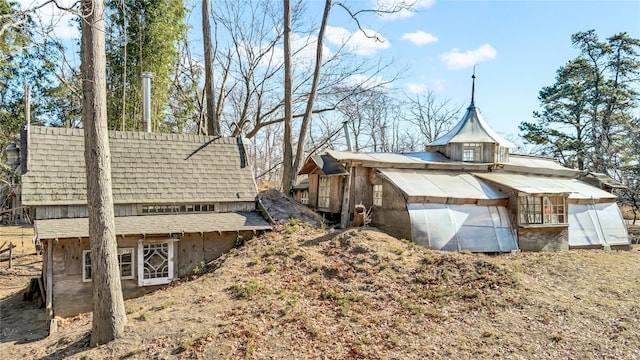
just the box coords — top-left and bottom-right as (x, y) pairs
(569, 203), (629, 246)
(408, 204), (518, 252)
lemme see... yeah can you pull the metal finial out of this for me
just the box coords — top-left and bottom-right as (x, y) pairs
(471, 64), (477, 103)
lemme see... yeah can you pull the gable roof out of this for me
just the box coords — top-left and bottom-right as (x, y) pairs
(429, 102), (517, 148)
(22, 126), (258, 206)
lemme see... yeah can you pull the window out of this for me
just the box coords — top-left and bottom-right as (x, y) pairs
(300, 190), (309, 205)
(82, 248), (135, 282)
(138, 240), (175, 286)
(373, 184), (383, 206)
(141, 204), (215, 214)
(318, 176), (330, 209)
(519, 195), (566, 225)
(463, 143), (482, 162)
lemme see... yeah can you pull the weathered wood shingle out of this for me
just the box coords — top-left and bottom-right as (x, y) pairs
(22, 126), (258, 206)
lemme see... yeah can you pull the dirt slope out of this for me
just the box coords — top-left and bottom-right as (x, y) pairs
(1, 224), (639, 359)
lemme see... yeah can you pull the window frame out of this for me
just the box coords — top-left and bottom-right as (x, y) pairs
(519, 195), (567, 225)
(318, 176), (331, 210)
(137, 239), (176, 286)
(300, 190), (309, 205)
(373, 184), (383, 207)
(82, 247), (135, 283)
(462, 143), (482, 162)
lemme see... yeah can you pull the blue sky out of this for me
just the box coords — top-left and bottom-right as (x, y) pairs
(18, 0), (640, 142)
(305, 0), (640, 139)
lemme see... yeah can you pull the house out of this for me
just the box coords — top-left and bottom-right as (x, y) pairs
(20, 126), (271, 319)
(299, 87), (629, 252)
(291, 178), (310, 205)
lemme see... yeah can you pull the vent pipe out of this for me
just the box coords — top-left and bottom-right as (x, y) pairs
(342, 121), (353, 152)
(141, 72), (153, 132)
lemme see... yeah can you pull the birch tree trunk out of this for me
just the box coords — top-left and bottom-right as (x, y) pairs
(80, 0), (127, 347)
(281, 0), (294, 194)
(202, 0), (219, 136)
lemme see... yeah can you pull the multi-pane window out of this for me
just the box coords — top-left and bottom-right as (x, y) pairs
(82, 248), (134, 282)
(519, 195), (566, 225)
(373, 184), (383, 206)
(300, 190), (309, 205)
(318, 177), (331, 209)
(138, 241), (174, 286)
(141, 204), (215, 214)
(463, 143), (482, 162)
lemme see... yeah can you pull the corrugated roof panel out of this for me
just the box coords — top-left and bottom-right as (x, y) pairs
(34, 212), (271, 240)
(378, 169), (507, 200)
(474, 173), (616, 199)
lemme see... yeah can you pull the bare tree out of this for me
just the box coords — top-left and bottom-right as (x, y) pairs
(202, 0), (219, 136)
(281, 0), (294, 194)
(80, 0), (127, 346)
(405, 91), (462, 146)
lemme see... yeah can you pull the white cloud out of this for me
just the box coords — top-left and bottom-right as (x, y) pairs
(347, 74), (390, 91)
(17, 0), (79, 40)
(376, 0), (436, 21)
(440, 44), (497, 70)
(406, 82), (428, 94)
(325, 25), (390, 56)
(401, 30), (438, 46)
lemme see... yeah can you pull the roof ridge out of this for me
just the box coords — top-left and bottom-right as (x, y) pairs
(29, 125), (237, 143)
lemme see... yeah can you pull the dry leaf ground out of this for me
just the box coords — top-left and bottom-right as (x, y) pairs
(1, 221), (639, 360)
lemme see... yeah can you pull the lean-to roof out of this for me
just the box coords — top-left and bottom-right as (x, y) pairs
(377, 169), (507, 202)
(34, 212), (271, 240)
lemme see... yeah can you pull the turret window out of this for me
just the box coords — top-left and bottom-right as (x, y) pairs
(463, 143), (482, 162)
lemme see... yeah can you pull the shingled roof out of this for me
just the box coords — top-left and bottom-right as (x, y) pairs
(22, 126), (258, 206)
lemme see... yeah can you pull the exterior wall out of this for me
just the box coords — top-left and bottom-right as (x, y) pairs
(372, 178), (412, 241)
(351, 166), (373, 210)
(47, 230), (254, 318)
(328, 176), (343, 214)
(308, 174), (319, 209)
(481, 178), (569, 252)
(35, 202), (255, 220)
(518, 226), (568, 252)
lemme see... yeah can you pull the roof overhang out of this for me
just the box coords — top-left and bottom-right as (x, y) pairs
(377, 169), (508, 205)
(34, 212), (272, 240)
(474, 173), (618, 201)
(299, 154), (348, 176)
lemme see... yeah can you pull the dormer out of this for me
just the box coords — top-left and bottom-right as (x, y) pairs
(426, 75), (516, 163)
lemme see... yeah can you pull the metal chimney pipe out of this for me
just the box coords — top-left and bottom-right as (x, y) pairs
(141, 72), (153, 132)
(342, 121), (353, 152)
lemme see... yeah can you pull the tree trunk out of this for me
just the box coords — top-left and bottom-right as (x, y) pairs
(202, 0), (219, 136)
(290, 0), (331, 189)
(80, 0), (127, 347)
(281, 0), (294, 194)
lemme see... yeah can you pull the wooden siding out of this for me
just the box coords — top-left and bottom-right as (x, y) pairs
(48, 231), (255, 317)
(35, 202), (254, 220)
(351, 166), (373, 210)
(372, 178), (411, 241)
(308, 174), (319, 208)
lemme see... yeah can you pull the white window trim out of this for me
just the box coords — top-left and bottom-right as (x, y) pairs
(463, 143), (482, 162)
(318, 176), (331, 210)
(82, 247), (135, 283)
(373, 184), (383, 207)
(137, 239), (177, 286)
(300, 190), (309, 205)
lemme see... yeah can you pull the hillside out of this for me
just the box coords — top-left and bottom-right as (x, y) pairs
(1, 223), (640, 359)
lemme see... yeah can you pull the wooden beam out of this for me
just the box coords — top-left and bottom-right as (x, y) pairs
(340, 165), (352, 229)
